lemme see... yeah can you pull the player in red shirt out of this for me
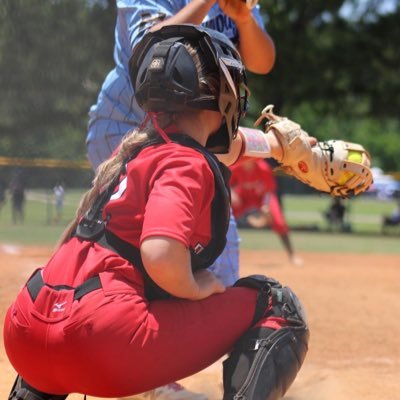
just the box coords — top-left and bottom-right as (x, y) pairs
(5, 25), (308, 400)
(230, 158), (303, 265)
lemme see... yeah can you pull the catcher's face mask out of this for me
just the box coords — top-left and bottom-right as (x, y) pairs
(216, 56), (249, 150)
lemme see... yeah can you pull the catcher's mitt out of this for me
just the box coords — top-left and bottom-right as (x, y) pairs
(254, 105), (373, 197)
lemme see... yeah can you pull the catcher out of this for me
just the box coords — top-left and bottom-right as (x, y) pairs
(5, 24), (370, 400)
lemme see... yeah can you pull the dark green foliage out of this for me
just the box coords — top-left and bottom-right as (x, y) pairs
(0, 0), (399, 184)
(248, 0), (400, 172)
(0, 0), (116, 160)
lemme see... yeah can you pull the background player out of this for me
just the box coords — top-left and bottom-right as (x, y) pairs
(230, 158), (303, 266)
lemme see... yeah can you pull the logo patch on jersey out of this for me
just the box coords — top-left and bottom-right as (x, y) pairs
(298, 161), (309, 173)
(194, 243), (204, 254)
(52, 301), (67, 313)
(149, 57), (164, 71)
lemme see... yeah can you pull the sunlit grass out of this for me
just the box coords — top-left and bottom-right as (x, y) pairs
(0, 191), (398, 253)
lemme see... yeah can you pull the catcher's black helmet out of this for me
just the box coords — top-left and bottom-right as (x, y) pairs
(128, 24), (248, 153)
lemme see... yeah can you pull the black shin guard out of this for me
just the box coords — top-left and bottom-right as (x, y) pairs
(8, 375), (68, 400)
(223, 326), (309, 400)
(223, 275), (310, 400)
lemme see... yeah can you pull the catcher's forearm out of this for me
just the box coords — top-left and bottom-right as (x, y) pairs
(217, 127), (282, 166)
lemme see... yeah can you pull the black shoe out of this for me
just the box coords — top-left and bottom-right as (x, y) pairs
(8, 375), (68, 400)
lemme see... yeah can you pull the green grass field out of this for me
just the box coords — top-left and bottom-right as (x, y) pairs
(239, 229), (400, 254)
(0, 190), (399, 253)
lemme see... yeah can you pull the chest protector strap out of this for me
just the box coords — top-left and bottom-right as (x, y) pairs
(75, 134), (231, 299)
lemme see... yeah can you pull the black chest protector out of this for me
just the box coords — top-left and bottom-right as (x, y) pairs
(75, 134), (231, 299)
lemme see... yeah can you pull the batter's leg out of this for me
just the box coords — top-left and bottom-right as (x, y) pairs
(207, 210), (240, 286)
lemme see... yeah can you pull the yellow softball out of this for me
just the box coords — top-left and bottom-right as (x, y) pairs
(337, 151), (363, 185)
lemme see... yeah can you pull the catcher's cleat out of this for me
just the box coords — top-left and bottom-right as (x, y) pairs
(8, 375), (67, 400)
(130, 382), (208, 400)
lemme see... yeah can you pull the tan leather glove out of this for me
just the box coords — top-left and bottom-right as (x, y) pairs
(255, 105), (373, 197)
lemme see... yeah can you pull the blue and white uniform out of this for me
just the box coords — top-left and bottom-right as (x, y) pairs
(86, 0), (266, 286)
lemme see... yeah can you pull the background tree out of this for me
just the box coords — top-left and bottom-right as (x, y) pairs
(0, 0), (115, 160)
(246, 0), (400, 170)
(0, 0), (399, 187)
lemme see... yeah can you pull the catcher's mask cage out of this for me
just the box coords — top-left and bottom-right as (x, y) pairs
(128, 24), (248, 153)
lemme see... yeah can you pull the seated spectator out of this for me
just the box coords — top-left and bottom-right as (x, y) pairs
(382, 190), (400, 232)
(323, 198), (350, 232)
(9, 178), (25, 225)
(0, 178), (6, 213)
(53, 182), (65, 224)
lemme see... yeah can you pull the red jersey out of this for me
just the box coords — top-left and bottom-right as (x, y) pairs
(42, 142), (215, 288)
(230, 159), (276, 218)
(230, 159), (288, 234)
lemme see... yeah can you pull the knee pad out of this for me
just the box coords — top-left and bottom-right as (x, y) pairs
(233, 275), (282, 325)
(224, 275), (310, 400)
(8, 375), (68, 400)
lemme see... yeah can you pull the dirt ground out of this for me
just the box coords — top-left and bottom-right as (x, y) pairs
(1, 244), (399, 400)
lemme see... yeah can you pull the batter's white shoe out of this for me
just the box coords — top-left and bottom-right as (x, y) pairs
(290, 255), (304, 267)
(131, 382), (208, 400)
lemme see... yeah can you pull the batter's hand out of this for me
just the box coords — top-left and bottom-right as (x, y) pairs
(230, 189), (242, 209)
(218, 0), (252, 23)
(192, 269), (226, 300)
